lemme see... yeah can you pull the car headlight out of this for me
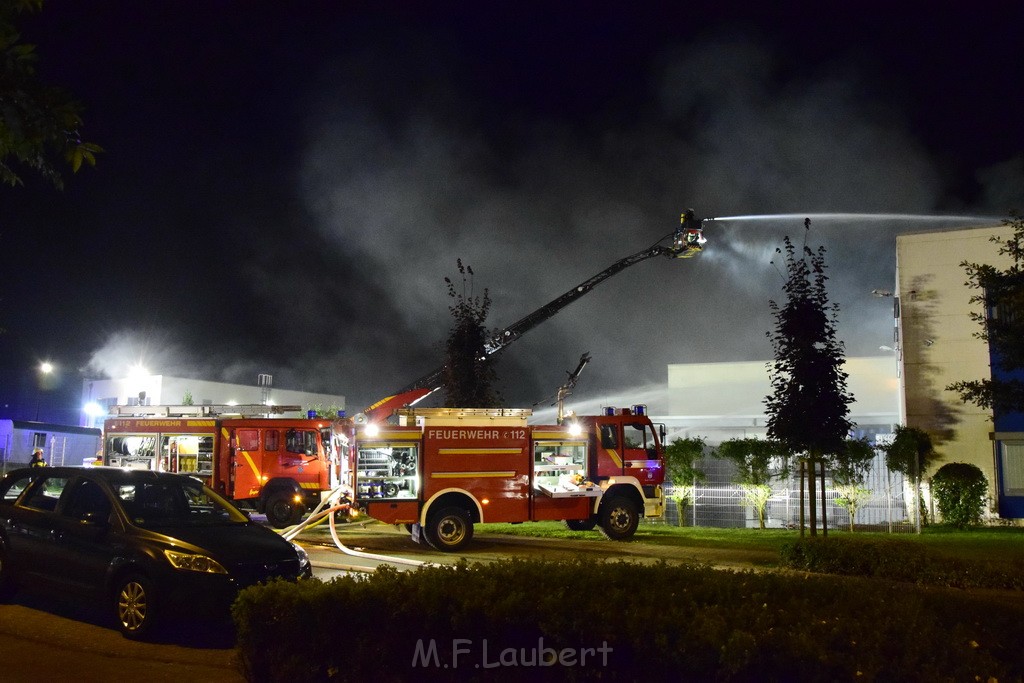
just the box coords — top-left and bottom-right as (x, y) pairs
(291, 542), (311, 572)
(164, 549), (228, 574)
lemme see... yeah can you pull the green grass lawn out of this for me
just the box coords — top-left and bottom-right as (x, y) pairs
(476, 519), (1024, 562)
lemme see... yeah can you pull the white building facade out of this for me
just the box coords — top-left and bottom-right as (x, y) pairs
(896, 225), (1023, 519)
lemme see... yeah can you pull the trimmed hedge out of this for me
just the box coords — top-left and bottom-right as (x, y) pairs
(780, 536), (1024, 590)
(233, 558), (1024, 682)
(932, 463), (988, 528)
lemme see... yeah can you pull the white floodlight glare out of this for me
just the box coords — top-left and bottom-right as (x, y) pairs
(127, 364), (150, 380)
(83, 402), (105, 418)
(567, 421), (582, 436)
(364, 423), (380, 438)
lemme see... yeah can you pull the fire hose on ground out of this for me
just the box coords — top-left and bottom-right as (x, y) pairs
(278, 486), (430, 570)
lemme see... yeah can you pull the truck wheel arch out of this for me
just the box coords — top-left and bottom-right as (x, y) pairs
(420, 488), (483, 525)
(600, 480), (646, 511)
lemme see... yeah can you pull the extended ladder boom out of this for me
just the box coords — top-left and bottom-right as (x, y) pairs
(364, 211), (707, 419)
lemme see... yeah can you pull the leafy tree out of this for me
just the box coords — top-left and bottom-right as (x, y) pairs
(664, 436), (707, 517)
(714, 437), (788, 529)
(1, 0), (102, 188)
(442, 259), (499, 408)
(880, 425), (939, 530)
(764, 224), (854, 537)
(307, 403), (344, 419)
(882, 425), (939, 478)
(947, 212), (1024, 413)
(931, 462), (988, 528)
(831, 438), (876, 531)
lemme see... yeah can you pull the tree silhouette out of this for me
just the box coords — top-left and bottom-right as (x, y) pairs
(442, 259), (499, 408)
(765, 222), (853, 536)
(1, 0), (102, 188)
(947, 212), (1024, 413)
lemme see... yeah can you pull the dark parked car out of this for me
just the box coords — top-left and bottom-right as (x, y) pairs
(0, 466), (311, 638)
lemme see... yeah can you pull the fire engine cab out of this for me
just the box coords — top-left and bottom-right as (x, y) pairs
(348, 405), (666, 551)
(102, 404), (345, 528)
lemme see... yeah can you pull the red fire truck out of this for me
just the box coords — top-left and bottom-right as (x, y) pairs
(102, 405), (345, 528)
(348, 405), (666, 551)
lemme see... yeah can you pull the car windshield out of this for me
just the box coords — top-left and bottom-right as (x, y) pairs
(113, 476), (249, 528)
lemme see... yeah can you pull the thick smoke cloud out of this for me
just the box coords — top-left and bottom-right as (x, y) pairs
(287, 32), (1006, 410)
(83, 29), (1016, 415)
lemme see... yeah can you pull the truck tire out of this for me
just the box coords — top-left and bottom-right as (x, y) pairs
(424, 506), (473, 552)
(598, 496), (640, 541)
(564, 518), (597, 532)
(266, 491), (304, 529)
(114, 572), (157, 640)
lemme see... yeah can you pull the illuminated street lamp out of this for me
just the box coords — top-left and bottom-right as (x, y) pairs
(35, 361), (55, 421)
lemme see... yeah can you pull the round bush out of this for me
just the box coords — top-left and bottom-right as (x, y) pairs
(931, 462), (987, 528)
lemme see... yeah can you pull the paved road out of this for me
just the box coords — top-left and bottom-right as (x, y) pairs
(0, 597), (245, 682)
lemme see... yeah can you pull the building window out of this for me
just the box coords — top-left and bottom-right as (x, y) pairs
(32, 433), (47, 449)
(1000, 441), (1024, 497)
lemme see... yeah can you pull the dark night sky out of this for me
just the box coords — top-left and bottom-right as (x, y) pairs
(2, 1), (1022, 421)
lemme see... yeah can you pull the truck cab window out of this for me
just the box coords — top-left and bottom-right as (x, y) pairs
(623, 422), (657, 456)
(286, 429), (316, 456)
(600, 424), (618, 449)
(237, 429), (259, 451)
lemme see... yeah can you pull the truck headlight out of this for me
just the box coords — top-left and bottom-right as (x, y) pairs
(164, 549), (228, 574)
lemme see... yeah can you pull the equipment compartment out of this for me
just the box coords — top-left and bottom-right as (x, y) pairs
(355, 443), (419, 500)
(533, 440), (594, 497)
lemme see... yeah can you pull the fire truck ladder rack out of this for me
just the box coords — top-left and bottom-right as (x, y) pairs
(395, 407), (533, 420)
(107, 404), (303, 418)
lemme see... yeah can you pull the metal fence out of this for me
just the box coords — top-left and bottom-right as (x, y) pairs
(647, 452), (919, 532)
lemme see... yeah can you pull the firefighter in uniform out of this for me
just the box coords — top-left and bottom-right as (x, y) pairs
(29, 448), (46, 467)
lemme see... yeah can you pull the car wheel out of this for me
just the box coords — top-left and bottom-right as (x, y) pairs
(424, 506), (473, 552)
(114, 572), (156, 639)
(0, 546), (17, 601)
(564, 518), (597, 532)
(598, 496), (640, 541)
(266, 491), (304, 529)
